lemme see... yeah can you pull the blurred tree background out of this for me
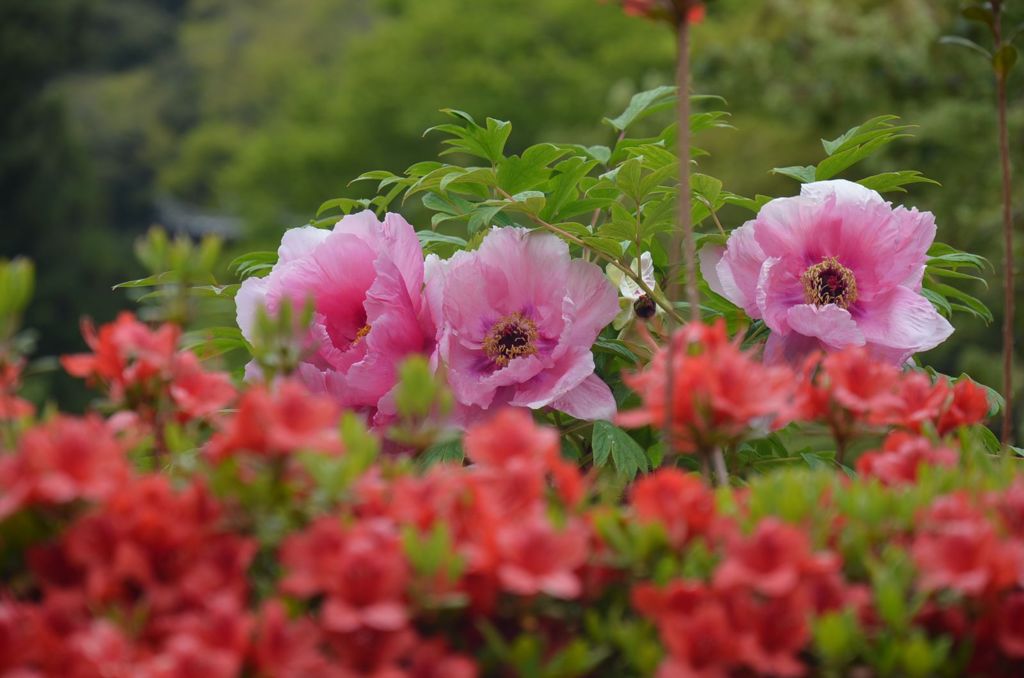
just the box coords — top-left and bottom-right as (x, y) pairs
(1, 0), (1021, 422)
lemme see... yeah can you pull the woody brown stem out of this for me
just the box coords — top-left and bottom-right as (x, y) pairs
(993, 2), (1016, 445)
(663, 3), (698, 460)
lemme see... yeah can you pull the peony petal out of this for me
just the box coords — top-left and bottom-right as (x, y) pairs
(345, 258), (432, 407)
(763, 332), (823, 366)
(278, 226), (330, 264)
(698, 244), (726, 296)
(560, 258), (619, 349)
(235, 276), (269, 343)
(755, 257), (804, 334)
(786, 304), (865, 350)
(750, 193), (823, 261)
(857, 286), (954, 363)
(509, 349), (597, 411)
(800, 179), (884, 207)
(473, 227), (570, 326)
(549, 373), (616, 421)
(713, 221), (767, 315)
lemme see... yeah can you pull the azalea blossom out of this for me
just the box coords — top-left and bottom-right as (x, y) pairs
(701, 180), (953, 364)
(618, 320), (794, 453)
(0, 416), (130, 520)
(606, 251), (662, 329)
(425, 227), (619, 423)
(235, 211), (434, 426)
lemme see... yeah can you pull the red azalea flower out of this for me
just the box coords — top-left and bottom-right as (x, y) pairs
(726, 589), (809, 677)
(620, 0), (705, 23)
(630, 468), (715, 546)
(619, 320), (794, 453)
(0, 415), (131, 520)
(819, 347), (903, 419)
(168, 352), (236, 421)
(206, 379), (341, 460)
(870, 372), (950, 431)
(856, 431), (958, 486)
(281, 519), (409, 633)
(714, 518), (813, 597)
(253, 600), (338, 677)
(997, 592), (1024, 658)
(32, 475), (255, 616)
(994, 479), (1024, 539)
(912, 512), (1021, 597)
(407, 639), (478, 678)
(632, 582), (739, 678)
(463, 407), (559, 469)
(61, 312), (179, 400)
(0, 357), (33, 420)
(936, 378), (990, 435)
(495, 515), (589, 599)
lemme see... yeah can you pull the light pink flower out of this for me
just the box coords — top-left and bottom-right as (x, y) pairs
(236, 211), (433, 425)
(425, 227), (619, 424)
(701, 180), (952, 364)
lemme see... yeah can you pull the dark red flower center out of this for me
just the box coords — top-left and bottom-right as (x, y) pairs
(634, 294), (657, 319)
(484, 313), (538, 367)
(801, 257), (858, 309)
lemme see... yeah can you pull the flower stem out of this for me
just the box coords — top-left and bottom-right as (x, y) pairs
(994, 3), (1016, 445)
(668, 7), (699, 322)
(663, 4), (698, 459)
(711, 447), (729, 487)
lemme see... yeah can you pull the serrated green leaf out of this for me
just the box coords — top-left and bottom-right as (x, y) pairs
(592, 421), (649, 479)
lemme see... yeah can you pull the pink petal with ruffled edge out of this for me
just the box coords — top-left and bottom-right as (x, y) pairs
(763, 332), (824, 366)
(550, 373), (616, 421)
(235, 276), (269, 343)
(708, 221), (766, 316)
(786, 303), (865, 349)
(427, 227), (618, 422)
(857, 286), (953, 363)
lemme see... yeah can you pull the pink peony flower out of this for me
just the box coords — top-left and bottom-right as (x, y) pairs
(236, 211), (433, 425)
(425, 227), (619, 423)
(701, 180), (952, 364)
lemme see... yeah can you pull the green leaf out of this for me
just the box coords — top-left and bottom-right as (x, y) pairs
(419, 439), (465, 468)
(592, 421), (649, 479)
(496, 144), (565, 195)
(994, 44), (1019, 78)
(417, 230), (468, 249)
(926, 280), (993, 323)
(816, 133), (912, 180)
(603, 86), (677, 132)
(113, 271), (178, 290)
(229, 251), (278, 279)
(938, 35), (992, 60)
(961, 6), (995, 30)
(771, 165), (817, 183)
(821, 115), (901, 156)
(858, 171), (939, 193)
(594, 338), (641, 365)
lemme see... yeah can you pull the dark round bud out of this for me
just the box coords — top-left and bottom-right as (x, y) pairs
(633, 294), (657, 320)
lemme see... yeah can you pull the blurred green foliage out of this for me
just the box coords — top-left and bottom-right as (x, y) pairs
(1, 0), (1021, 419)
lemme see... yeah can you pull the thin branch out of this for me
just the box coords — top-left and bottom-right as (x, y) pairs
(994, 3), (1016, 445)
(710, 447), (729, 487)
(663, 4), (699, 462)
